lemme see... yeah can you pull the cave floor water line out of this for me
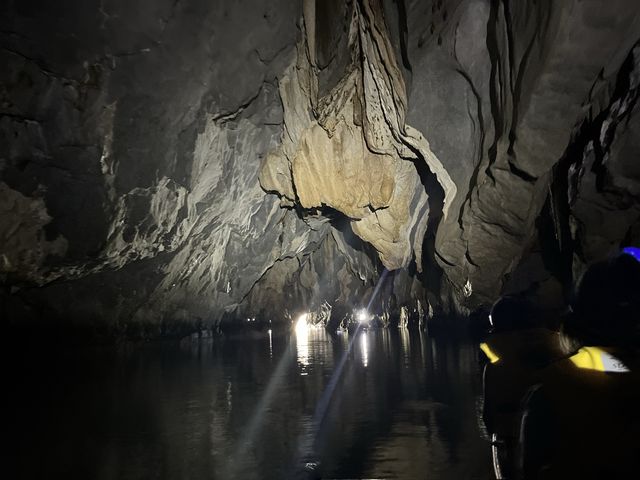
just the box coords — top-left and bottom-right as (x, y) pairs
(7, 327), (491, 480)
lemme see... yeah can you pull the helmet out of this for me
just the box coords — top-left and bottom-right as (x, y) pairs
(489, 295), (535, 332)
(568, 251), (640, 347)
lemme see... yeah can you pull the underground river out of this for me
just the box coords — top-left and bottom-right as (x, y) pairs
(8, 327), (492, 479)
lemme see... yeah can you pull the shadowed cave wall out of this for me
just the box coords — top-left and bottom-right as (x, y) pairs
(1, 0), (639, 338)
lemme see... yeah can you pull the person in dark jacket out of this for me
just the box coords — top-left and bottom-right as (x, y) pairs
(480, 295), (566, 478)
(518, 251), (640, 479)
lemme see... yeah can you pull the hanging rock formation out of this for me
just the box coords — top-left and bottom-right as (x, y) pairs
(260, 0), (455, 271)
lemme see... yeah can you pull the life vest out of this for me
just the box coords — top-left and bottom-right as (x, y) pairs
(519, 347), (639, 479)
(480, 328), (566, 368)
(480, 329), (567, 439)
(568, 346), (630, 372)
(480, 342), (500, 364)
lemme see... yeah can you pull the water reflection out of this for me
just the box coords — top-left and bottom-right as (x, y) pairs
(399, 326), (411, 365)
(295, 324), (310, 370)
(295, 322), (336, 374)
(361, 332), (369, 367)
(8, 329), (491, 480)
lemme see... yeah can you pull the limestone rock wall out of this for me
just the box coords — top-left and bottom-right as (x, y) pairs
(1, 0), (640, 336)
(403, 0), (640, 307)
(0, 0), (325, 333)
(260, 0), (455, 272)
(548, 43), (640, 287)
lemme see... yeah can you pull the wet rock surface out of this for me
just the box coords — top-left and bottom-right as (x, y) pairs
(404, 0), (640, 306)
(1, 0), (639, 337)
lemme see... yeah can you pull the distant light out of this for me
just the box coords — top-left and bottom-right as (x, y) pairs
(357, 309), (369, 323)
(295, 313), (309, 334)
(622, 247), (640, 263)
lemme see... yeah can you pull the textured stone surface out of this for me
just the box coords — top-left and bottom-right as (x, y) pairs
(260, 0), (455, 271)
(557, 44), (640, 281)
(0, 0), (328, 332)
(1, 0), (640, 336)
(404, 0), (640, 307)
(0, 182), (67, 280)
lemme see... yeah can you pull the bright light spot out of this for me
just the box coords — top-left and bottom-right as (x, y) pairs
(357, 309), (369, 324)
(268, 329), (273, 358)
(295, 313), (309, 334)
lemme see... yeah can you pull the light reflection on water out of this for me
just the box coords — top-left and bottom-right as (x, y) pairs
(361, 332), (369, 368)
(399, 326), (411, 365)
(296, 325), (310, 371)
(8, 328), (491, 480)
(295, 323), (335, 375)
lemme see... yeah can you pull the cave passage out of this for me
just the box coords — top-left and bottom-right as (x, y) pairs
(3, 0), (640, 478)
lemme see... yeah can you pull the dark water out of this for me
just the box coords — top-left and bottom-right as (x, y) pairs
(8, 327), (492, 479)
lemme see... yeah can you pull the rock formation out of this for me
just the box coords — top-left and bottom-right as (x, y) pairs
(260, 0), (455, 271)
(1, 0), (639, 338)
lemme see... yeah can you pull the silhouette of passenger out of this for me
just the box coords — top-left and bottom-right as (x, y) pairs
(519, 252), (640, 479)
(480, 295), (566, 478)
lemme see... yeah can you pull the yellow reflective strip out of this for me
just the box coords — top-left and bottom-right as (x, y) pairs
(589, 347), (606, 372)
(570, 348), (596, 370)
(569, 347), (606, 372)
(480, 343), (500, 364)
